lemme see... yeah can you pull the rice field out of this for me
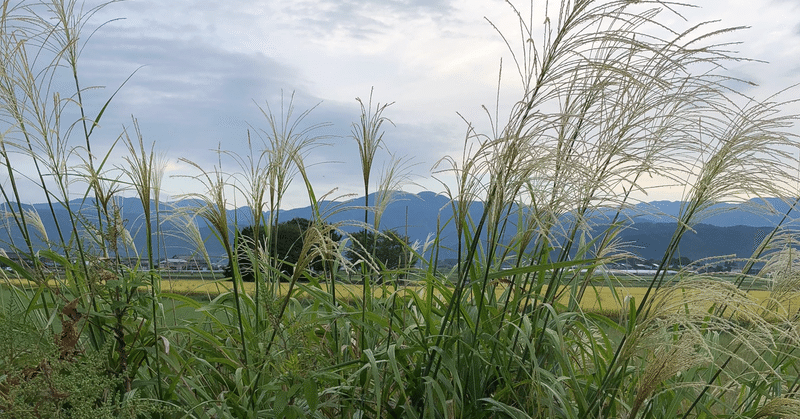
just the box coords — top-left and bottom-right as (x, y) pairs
(7, 276), (799, 318)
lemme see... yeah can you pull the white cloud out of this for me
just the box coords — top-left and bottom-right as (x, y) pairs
(5, 0), (798, 207)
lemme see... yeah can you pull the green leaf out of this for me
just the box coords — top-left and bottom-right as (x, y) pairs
(88, 66), (142, 138)
(304, 379), (319, 412)
(0, 255), (35, 283)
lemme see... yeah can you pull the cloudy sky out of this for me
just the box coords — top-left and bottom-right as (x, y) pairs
(11, 0), (800, 208)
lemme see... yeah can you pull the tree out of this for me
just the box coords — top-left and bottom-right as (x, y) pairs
(669, 256), (692, 270)
(225, 217), (341, 281)
(346, 228), (412, 271)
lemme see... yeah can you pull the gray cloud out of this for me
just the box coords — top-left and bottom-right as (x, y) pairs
(80, 35), (300, 138)
(8, 0), (798, 207)
(279, 0), (456, 39)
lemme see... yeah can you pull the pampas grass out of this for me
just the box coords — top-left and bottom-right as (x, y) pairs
(2, 0), (800, 417)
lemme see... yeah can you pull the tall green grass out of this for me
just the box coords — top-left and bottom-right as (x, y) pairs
(2, 0), (800, 418)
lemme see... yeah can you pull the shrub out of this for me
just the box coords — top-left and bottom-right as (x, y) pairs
(225, 218), (343, 280)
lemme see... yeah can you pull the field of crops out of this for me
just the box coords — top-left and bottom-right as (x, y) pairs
(7, 275), (798, 319)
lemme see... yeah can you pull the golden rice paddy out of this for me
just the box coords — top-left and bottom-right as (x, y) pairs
(6, 276), (800, 317)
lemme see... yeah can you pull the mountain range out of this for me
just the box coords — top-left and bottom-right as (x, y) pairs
(0, 192), (796, 263)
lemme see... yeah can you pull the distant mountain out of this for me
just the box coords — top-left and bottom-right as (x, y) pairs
(614, 222), (774, 262)
(0, 193), (797, 262)
(621, 197), (799, 227)
(0, 197), (227, 260)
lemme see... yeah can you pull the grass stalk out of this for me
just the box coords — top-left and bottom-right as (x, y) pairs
(122, 119), (166, 398)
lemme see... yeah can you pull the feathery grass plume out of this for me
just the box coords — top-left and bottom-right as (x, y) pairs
(351, 88), (394, 360)
(21, 207), (48, 244)
(627, 331), (711, 419)
(619, 278), (800, 415)
(248, 94), (329, 342)
(352, 88), (394, 225)
(225, 132), (270, 244)
(165, 209), (215, 277)
(0, 1), (78, 352)
(255, 91), (330, 271)
(416, 0), (800, 416)
(427, 65), (564, 418)
(120, 117), (168, 398)
(3, 0), (800, 415)
(75, 148), (125, 256)
(474, 0), (693, 406)
(178, 154), (253, 367)
(637, 93), (800, 316)
(756, 245), (800, 315)
(498, 0), (697, 327)
(373, 153), (416, 233)
(265, 210), (332, 352)
(0, 0), (125, 339)
(430, 123), (490, 326)
(147, 125), (167, 268)
(5, 0), (134, 331)
(0, 2), (67, 283)
(45, 0), (120, 164)
(754, 398), (800, 419)
(33, 0), (129, 259)
(121, 120), (164, 257)
(432, 123), (487, 270)
(221, 132), (274, 335)
(0, 1), (167, 410)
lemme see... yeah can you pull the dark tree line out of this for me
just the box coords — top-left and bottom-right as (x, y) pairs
(225, 218), (413, 281)
(225, 217), (342, 281)
(345, 228), (413, 271)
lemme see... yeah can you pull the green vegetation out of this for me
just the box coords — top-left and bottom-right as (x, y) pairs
(226, 218), (342, 280)
(346, 228), (413, 272)
(3, 0), (800, 418)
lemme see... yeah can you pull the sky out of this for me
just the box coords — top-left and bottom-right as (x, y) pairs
(8, 0), (800, 208)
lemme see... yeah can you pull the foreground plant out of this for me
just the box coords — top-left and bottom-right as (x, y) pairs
(0, 0), (172, 414)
